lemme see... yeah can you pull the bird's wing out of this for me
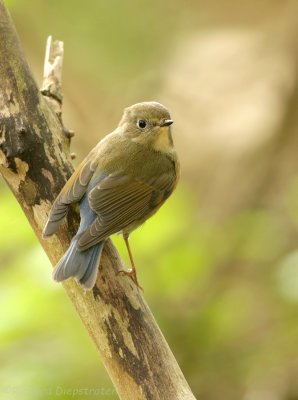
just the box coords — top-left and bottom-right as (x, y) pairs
(77, 172), (176, 250)
(43, 153), (99, 237)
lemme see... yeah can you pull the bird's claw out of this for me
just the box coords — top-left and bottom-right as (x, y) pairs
(118, 268), (143, 290)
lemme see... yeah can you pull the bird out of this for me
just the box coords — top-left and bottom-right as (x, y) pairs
(43, 101), (180, 290)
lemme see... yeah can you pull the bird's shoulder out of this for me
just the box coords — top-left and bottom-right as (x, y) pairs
(94, 130), (175, 179)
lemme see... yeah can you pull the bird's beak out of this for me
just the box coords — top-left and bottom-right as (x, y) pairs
(160, 119), (173, 127)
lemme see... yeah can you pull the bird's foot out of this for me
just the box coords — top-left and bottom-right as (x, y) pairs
(118, 267), (143, 290)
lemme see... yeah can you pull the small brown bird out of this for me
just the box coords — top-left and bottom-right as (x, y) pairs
(43, 101), (180, 289)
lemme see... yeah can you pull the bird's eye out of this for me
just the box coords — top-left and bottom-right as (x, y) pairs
(137, 120), (147, 129)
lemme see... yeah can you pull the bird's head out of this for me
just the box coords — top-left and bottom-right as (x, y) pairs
(118, 102), (174, 153)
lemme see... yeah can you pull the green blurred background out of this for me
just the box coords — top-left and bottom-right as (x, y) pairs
(1, 0), (298, 399)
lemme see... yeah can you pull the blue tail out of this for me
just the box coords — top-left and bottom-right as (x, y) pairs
(52, 235), (104, 289)
(53, 193), (104, 290)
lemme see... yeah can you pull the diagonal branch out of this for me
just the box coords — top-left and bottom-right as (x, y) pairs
(0, 2), (196, 399)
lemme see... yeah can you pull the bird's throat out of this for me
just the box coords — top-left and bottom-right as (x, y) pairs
(153, 127), (173, 153)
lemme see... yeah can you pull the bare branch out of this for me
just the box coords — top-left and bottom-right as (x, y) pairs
(40, 35), (74, 140)
(41, 36), (63, 108)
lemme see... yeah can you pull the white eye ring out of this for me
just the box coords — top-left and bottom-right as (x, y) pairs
(137, 120), (147, 129)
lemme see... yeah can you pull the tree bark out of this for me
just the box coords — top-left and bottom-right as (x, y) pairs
(0, 2), (196, 399)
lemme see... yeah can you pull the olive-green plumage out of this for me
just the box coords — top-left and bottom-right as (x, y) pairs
(43, 101), (179, 289)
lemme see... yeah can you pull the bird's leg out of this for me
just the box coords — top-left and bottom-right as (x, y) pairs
(118, 233), (142, 289)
